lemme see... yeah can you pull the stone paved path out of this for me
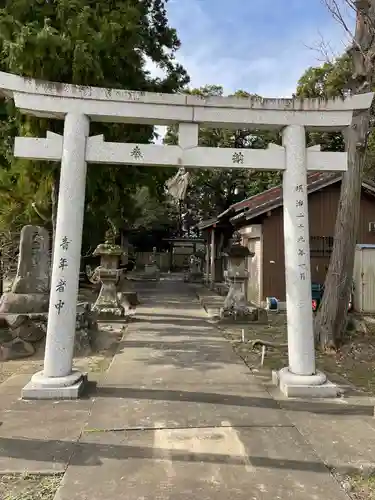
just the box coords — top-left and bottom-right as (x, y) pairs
(54, 277), (348, 499)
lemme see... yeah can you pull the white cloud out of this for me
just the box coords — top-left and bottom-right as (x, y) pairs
(162, 0), (355, 97)
(147, 0), (356, 142)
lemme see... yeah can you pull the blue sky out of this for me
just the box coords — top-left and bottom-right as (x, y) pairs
(160, 0), (355, 97)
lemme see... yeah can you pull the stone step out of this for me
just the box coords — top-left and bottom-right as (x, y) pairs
(194, 285), (225, 319)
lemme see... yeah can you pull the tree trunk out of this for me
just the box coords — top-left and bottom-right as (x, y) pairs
(315, 0), (375, 349)
(0, 250), (3, 297)
(51, 167), (60, 253)
(314, 110), (370, 349)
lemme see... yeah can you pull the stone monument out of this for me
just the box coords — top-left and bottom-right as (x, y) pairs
(0, 225), (50, 314)
(91, 229), (125, 318)
(220, 232), (267, 323)
(144, 247), (160, 281)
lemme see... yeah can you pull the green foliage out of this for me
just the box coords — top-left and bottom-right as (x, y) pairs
(0, 0), (189, 250)
(296, 53), (375, 176)
(296, 54), (352, 99)
(127, 186), (179, 231)
(164, 85), (282, 222)
(296, 54), (353, 154)
(0, 159), (49, 229)
(122, 185), (180, 251)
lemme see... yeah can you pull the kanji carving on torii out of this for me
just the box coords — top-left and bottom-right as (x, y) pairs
(0, 69), (371, 399)
(15, 131), (349, 172)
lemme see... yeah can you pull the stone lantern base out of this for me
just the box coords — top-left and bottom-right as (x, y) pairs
(219, 305), (268, 324)
(92, 268), (125, 319)
(219, 276), (268, 324)
(217, 232), (269, 324)
(93, 305), (124, 319)
(144, 263), (160, 281)
(185, 270), (204, 283)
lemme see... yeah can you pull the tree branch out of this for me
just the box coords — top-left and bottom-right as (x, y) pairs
(31, 202), (50, 222)
(304, 30), (340, 62)
(323, 0), (366, 59)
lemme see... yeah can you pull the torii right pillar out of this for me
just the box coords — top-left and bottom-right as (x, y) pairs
(272, 124), (336, 397)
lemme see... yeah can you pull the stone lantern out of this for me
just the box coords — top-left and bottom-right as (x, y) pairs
(91, 229), (125, 318)
(221, 231), (256, 321)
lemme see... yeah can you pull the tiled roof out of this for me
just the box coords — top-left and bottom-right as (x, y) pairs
(197, 173), (375, 230)
(197, 217), (219, 230)
(226, 172), (341, 223)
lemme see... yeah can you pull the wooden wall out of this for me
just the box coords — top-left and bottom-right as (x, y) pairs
(261, 183), (375, 301)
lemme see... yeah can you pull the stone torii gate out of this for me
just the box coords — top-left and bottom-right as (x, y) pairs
(0, 72), (372, 399)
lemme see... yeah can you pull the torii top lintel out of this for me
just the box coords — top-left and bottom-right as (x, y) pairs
(0, 71), (373, 130)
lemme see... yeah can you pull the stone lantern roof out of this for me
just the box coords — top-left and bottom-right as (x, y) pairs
(93, 243), (123, 257)
(224, 232), (255, 259)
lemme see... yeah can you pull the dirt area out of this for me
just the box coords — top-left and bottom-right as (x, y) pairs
(0, 286), (125, 385)
(221, 312), (375, 395)
(0, 473), (62, 500)
(346, 473), (375, 500)
(329, 469), (375, 500)
(0, 322), (124, 386)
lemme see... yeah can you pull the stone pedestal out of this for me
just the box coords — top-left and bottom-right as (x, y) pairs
(0, 225), (50, 315)
(0, 293), (49, 314)
(117, 271), (139, 307)
(272, 368), (338, 398)
(144, 263), (160, 280)
(91, 241), (125, 319)
(220, 233), (266, 323)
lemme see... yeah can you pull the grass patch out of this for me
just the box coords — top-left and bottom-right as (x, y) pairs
(87, 356), (112, 373)
(346, 472), (375, 500)
(222, 319), (289, 372)
(0, 473), (62, 500)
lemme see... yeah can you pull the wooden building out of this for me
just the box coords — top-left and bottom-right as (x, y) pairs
(199, 173), (375, 305)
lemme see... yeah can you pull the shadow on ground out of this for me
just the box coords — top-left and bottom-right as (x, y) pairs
(0, 434), (339, 474)
(82, 383), (374, 417)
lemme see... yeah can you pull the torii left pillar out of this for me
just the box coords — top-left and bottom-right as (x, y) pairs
(22, 113), (90, 399)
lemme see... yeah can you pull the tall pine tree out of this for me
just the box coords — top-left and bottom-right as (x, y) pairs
(0, 0), (189, 249)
